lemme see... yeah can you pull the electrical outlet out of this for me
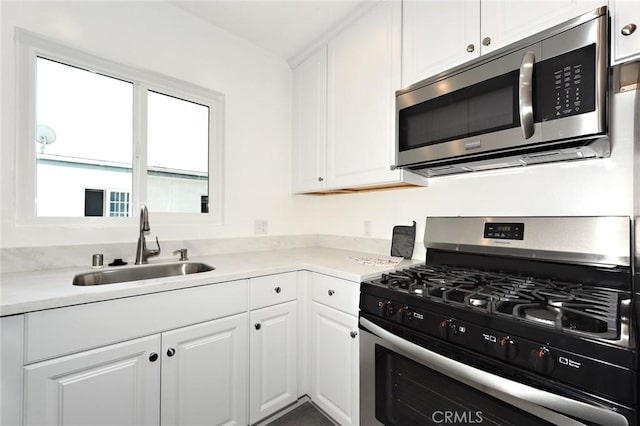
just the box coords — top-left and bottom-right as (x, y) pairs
(254, 220), (268, 235)
(364, 220), (372, 237)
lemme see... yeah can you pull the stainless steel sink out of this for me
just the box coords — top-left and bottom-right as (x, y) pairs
(72, 262), (215, 286)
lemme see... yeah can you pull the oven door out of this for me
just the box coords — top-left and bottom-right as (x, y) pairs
(359, 317), (629, 426)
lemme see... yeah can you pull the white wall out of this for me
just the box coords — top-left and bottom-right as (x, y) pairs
(306, 88), (636, 260)
(1, 1), (311, 248)
(1, 1), (635, 255)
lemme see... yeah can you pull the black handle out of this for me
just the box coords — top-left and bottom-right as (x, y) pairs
(167, 348), (176, 357)
(328, 289), (335, 296)
(149, 352), (158, 362)
(255, 323), (261, 330)
(274, 286), (281, 293)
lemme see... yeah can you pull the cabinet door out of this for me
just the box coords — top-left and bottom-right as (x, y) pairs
(161, 313), (248, 426)
(402, 0), (480, 86)
(250, 301), (298, 423)
(311, 302), (359, 426)
(612, 0), (640, 64)
(481, 0), (604, 54)
(293, 46), (327, 193)
(327, 2), (401, 189)
(24, 335), (161, 426)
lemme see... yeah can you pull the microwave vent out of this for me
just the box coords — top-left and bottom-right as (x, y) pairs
(409, 137), (610, 178)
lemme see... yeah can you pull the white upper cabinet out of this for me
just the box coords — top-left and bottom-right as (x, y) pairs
(293, 47), (327, 193)
(480, 0), (605, 54)
(326, 1), (401, 189)
(402, 0), (480, 87)
(401, 0), (605, 86)
(611, 0), (640, 64)
(292, 2), (417, 193)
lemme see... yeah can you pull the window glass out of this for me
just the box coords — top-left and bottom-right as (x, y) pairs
(19, 33), (223, 223)
(109, 191), (131, 217)
(35, 57), (133, 217)
(147, 91), (209, 213)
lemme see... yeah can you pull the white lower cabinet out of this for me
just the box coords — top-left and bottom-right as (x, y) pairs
(10, 271), (364, 426)
(249, 301), (298, 424)
(161, 314), (248, 426)
(24, 334), (162, 426)
(23, 307), (248, 426)
(311, 301), (359, 426)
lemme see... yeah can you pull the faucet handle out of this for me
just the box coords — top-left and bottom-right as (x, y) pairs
(173, 248), (189, 262)
(151, 236), (161, 256)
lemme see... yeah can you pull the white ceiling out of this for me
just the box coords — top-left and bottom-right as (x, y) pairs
(170, 1), (368, 61)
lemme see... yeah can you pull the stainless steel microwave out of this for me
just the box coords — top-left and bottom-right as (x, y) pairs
(396, 7), (609, 177)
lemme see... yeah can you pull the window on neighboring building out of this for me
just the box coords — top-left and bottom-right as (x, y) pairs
(16, 30), (223, 223)
(84, 189), (105, 217)
(109, 191), (131, 217)
(83, 188), (131, 217)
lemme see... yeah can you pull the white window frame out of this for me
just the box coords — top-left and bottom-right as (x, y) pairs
(15, 28), (224, 228)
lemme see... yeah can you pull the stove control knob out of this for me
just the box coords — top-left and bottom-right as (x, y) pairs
(438, 319), (458, 339)
(377, 301), (393, 318)
(386, 303), (395, 317)
(396, 306), (411, 324)
(497, 336), (518, 360)
(530, 347), (556, 373)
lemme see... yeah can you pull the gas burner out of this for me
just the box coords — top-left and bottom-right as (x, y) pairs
(409, 285), (427, 296)
(524, 308), (559, 326)
(368, 261), (625, 339)
(468, 294), (490, 308)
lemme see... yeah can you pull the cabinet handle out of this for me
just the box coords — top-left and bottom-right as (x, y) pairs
(466, 43), (475, 53)
(482, 37), (491, 46)
(318, 177), (324, 182)
(622, 24), (637, 36)
(255, 323), (261, 330)
(167, 348), (176, 357)
(149, 352), (158, 362)
(274, 286), (281, 293)
(350, 331), (358, 339)
(328, 289), (335, 296)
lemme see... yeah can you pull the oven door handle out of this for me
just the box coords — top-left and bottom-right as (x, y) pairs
(519, 51), (535, 140)
(360, 317), (628, 426)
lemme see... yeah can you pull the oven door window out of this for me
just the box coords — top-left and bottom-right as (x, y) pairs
(398, 70), (520, 152)
(375, 345), (555, 425)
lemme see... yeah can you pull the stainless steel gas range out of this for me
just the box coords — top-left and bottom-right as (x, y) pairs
(359, 216), (635, 426)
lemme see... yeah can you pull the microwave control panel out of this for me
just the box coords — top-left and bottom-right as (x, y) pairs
(536, 44), (596, 122)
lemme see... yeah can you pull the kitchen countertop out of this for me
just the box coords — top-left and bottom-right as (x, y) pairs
(0, 247), (421, 316)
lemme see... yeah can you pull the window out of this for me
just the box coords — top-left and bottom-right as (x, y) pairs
(84, 189), (105, 217)
(16, 29), (224, 224)
(109, 191), (131, 217)
(83, 189), (131, 217)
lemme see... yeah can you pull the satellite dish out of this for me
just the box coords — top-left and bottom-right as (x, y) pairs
(36, 124), (56, 153)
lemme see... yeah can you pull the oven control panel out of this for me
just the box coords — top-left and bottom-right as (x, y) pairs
(360, 294), (633, 406)
(483, 222), (524, 240)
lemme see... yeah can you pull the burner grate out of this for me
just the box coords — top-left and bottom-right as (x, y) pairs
(372, 263), (622, 339)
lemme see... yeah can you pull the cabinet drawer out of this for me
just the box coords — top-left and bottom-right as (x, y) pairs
(311, 273), (359, 316)
(25, 280), (248, 364)
(250, 272), (297, 310)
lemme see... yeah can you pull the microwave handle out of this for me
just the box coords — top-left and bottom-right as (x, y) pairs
(519, 51), (535, 140)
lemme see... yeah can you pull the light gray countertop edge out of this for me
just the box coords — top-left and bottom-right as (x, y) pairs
(0, 247), (421, 316)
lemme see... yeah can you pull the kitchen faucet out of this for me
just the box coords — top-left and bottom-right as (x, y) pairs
(135, 205), (161, 264)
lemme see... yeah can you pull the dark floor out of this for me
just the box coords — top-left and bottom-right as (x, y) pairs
(267, 402), (334, 426)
